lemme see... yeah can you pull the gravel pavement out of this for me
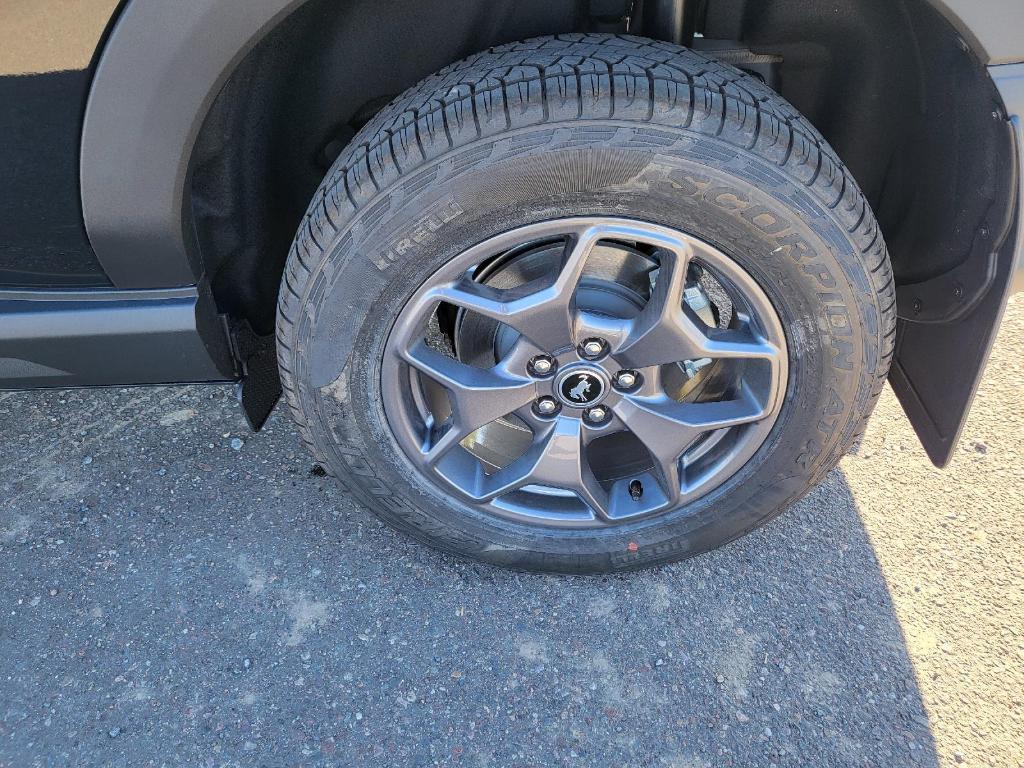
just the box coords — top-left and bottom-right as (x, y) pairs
(1, 298), (1021, 768)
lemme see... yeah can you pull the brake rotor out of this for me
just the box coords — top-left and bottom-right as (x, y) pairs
(453, 239), (655, 366)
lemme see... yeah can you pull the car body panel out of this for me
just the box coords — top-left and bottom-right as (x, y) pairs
(0, 286), (234, 389)
(934, 0), (1024, 65)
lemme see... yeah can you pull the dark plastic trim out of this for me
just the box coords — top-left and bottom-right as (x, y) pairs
(80, 0), (309, 289)
(0, 287), (236, 389)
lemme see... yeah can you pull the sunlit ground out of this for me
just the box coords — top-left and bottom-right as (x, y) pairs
(842, 295), (1024, 767)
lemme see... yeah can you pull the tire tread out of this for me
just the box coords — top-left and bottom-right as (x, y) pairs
(277, 32), (896, 522)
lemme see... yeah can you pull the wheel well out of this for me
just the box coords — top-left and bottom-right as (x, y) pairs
(190, 0), (1014, 334)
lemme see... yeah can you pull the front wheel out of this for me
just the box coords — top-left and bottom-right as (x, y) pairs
(276, 34), (895, 573)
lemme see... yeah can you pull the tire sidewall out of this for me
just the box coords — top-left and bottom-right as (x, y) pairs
(292, 125), (880, 571)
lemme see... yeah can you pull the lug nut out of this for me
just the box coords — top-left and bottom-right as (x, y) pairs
(584, 406), (608, 424)
(534, 397), (559, 416)
(580, 338), (607, 359)
(529, 355), (555, 376)
(614, 370), (638, 390)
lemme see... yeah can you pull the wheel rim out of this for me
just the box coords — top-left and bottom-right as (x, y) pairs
(381, 217), (788, 528)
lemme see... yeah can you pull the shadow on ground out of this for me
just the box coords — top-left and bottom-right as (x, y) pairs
(0, 386), (936, 766)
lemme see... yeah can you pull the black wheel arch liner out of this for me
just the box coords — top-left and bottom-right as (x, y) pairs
(79, 0), (1024, 462)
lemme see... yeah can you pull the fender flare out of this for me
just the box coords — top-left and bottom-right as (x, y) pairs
(80, 0), (312, 288)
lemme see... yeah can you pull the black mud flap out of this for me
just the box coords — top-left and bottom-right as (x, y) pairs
(232, 322), (282, 431)
(890, 135), (1020, 467)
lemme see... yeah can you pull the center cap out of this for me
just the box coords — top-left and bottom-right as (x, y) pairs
(556, 367), (608, 407)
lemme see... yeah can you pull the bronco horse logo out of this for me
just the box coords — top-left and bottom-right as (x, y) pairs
(568, 377), (592, 402)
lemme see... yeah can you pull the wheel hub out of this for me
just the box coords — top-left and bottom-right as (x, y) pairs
(555, 366), (609, 408)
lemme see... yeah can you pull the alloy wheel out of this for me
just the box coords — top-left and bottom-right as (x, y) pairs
(381, 218), (788, 528)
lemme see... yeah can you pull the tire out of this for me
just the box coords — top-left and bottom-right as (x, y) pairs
(276, 34), (896, 573)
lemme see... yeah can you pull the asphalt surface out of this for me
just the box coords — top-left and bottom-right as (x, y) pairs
(1, 298), (1021, 768)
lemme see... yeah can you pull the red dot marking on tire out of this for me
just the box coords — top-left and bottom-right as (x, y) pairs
(627, 542), (639, 552)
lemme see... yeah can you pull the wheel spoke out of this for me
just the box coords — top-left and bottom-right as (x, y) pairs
(695, 328), (782, 361)
(478, 416), (610, 520)
(401, 341), (538, 461)
(614, 246), (782, 369)
(614, 242), (701, 368)
(425, 226), (601, 351)
(613, 388), (767, 504)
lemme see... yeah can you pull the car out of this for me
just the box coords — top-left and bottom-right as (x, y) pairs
(2, 0), (1022, 573)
